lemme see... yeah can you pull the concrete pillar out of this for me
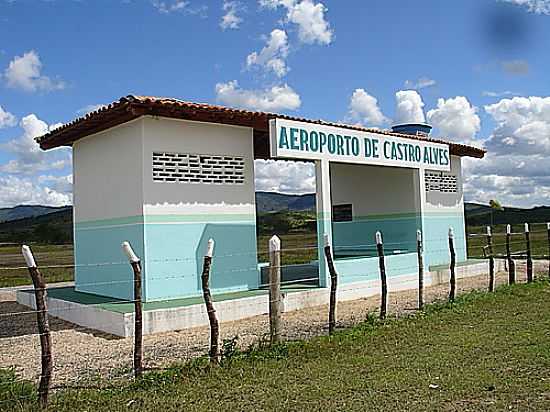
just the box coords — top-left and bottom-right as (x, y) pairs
(414, 168), (427, 270)
(315, 159), (332, 288)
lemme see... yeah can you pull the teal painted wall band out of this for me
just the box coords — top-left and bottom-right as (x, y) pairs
(76, 213), (256, 230)
(75, 215), (144, 229)
(316, 211), (462, 221)
(144, 214), (256, 224)
(75, 219), (259, 302)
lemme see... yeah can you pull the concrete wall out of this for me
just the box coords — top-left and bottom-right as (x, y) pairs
(140, 117), (259, 300)
(330, 163), (421, 259)
(421, 155), (467, 267)
(73, 118), (145, 223)
(328, 154), (466, 281)
(73, 119), (145, 300)
(72, 116), (259, 302)
(71, 113), (467, 302)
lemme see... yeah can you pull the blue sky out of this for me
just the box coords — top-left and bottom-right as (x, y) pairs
(1, 0), (549, 207)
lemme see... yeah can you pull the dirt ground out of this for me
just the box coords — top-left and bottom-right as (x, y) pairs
(0, 261), (547, 387)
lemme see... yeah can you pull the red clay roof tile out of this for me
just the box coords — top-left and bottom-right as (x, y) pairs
(36, 95), (486, 159)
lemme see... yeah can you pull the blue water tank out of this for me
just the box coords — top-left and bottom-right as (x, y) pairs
(391, 123), (432, 136)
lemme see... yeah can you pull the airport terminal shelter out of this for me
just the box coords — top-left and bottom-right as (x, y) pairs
(37, 95), (485, 304)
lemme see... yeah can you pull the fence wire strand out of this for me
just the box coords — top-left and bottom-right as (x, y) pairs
(1, 226), (550, 407)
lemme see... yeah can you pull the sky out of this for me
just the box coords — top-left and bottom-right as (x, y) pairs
(1, 0), (550, 208)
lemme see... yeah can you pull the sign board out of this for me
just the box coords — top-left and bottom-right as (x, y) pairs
(269, 119), (451, 171)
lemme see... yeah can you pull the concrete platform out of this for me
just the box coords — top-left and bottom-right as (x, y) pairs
(16, 259), (493, 337)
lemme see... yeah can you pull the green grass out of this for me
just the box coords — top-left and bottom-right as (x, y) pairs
(0, 244), (74, 288)
(0, 368), (35, 409)
(257, 232), (318, 265)
(467, 223), (549, 259)
(4, 280), (550, 411)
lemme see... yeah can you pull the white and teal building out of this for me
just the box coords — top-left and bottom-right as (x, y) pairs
(36, 95), (485, 307)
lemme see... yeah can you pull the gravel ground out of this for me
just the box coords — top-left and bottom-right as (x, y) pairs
(1, 262), (547, 388)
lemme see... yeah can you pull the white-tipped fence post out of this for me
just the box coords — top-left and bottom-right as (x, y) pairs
(547, 223), (550, 280)
(323, 234), (338, 334)
(486, 226), (495, 292)
(122, 241), (143, 377)
(22, 245), (52, 409)
(376, 231), (388, 320)
(201, 239), (219, 364)
(525, 223), (533, 283)
(416, 230), (424, 310)
(448, 228), (456, 302)
(506, 224), (516, 284)
(268, 235), (282, 344)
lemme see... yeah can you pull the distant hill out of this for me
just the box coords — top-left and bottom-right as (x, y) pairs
(1, 197), (550, 244)
(0, 208), (73, 244)
(0, 205), (70, 223)
(255, 191), (315, 212)
(464, 202), (550, 227)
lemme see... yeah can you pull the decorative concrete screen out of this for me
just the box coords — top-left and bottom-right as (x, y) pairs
(424, 171), (458, 193)
(152, 152), (245, 185)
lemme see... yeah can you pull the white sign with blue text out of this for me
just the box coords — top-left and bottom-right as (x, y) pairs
(269, 119), (451, 171)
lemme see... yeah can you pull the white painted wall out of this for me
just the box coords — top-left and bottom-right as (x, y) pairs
(330, 163), (418, 215)
(141, 116), (255, 215)
(424, 155), (463, 212)
(72, 119), (144, 223)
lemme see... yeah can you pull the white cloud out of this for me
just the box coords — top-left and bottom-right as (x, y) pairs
(482, 90), (518, 97)
(4, 50), (65, 93)
(347, 89), (388, 126)
(0, 175), (71, 208)
(500, 0), (550, 14)
(287, 0), (332, 45)
(404, 77), (436, 90)
(460, 95), (550, 207)
(0, 113), (72, 207)
(394, 90), (426, 124)
(254, 159), (315, 194)
(0, 114), (71, 175)
(150, 0), (207, 16)
(221, 0), (242, 29)
(484, 96), (550, 156)
(0, 105), (17, 129)
(215, 80), (301, 111)
(151, 0), (188, 13)
(259, 0), (333, 45)
(38, 174), (73, 195)
(427, 96), (481, 144)
(246, 29), (290, 77)
(259, 0), (295, 8)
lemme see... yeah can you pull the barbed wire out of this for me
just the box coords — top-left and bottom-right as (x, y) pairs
(1, 227), (549, 407)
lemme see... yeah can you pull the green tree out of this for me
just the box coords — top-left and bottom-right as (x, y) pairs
(489, 199), (504, 227)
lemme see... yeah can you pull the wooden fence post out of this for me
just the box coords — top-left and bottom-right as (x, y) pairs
(448, 228), (456, 303)
(376, 231), (388, 320)
(506, 224), (516, 284)
(525, 223), (533, 283)
(201, 239), (219, 364)
(122, 242), (143, 378)
(416, 230), (424, 310)
(22, 245), (52, 409)
(547, 223), (550, 280)
(323, 234), (338, 334)
(486, 226), (495, 292)
(268, 235), (282, 344)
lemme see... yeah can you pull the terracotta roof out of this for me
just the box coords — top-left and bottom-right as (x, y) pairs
(36, 95), (486, 159)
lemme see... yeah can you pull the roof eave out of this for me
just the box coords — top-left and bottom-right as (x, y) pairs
(36, 96), (487, 159)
